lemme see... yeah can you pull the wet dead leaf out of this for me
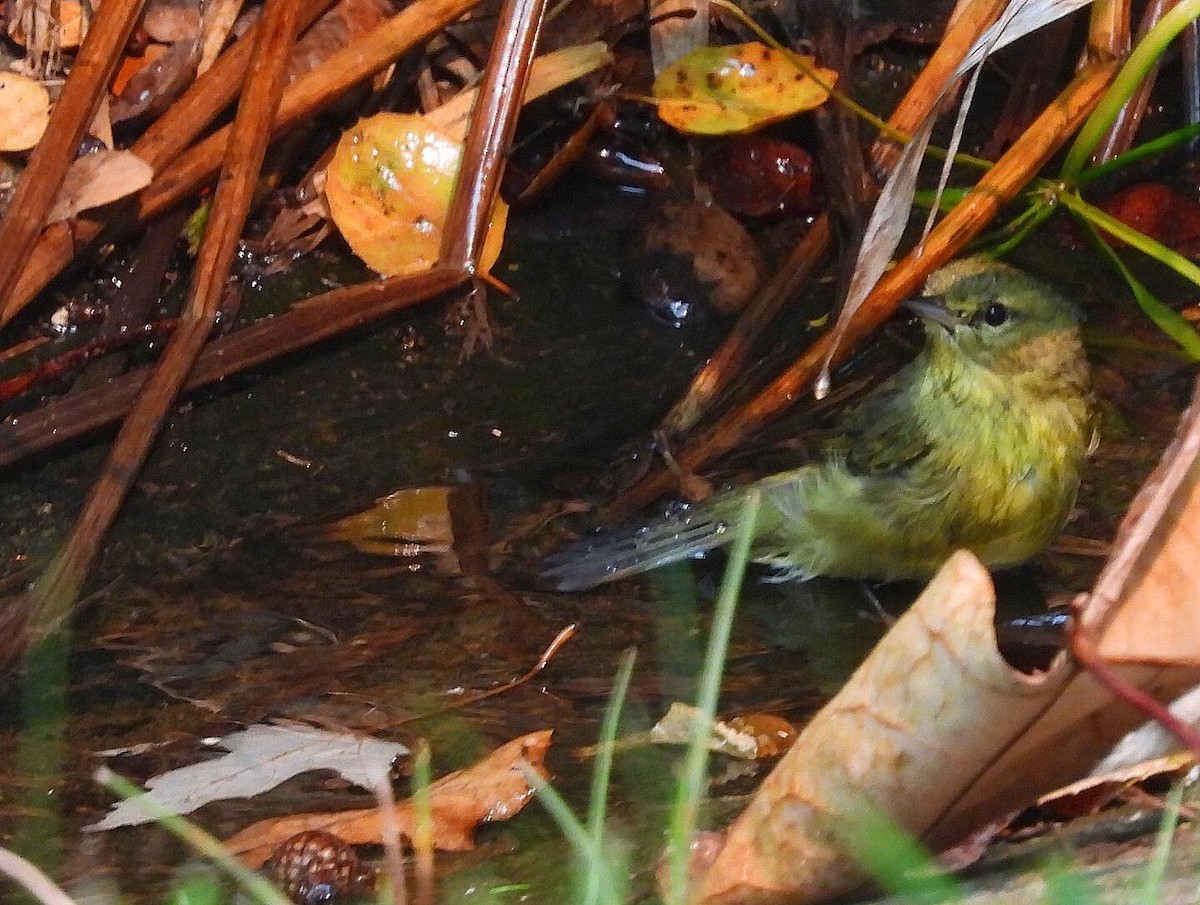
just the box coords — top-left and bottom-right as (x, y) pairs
(1083, 381), (1200, 667)
(651, 43), (836, 135)
(87, 723), (409, 831)
(1036, 751), (1196, 820)
(111, 39), (201, 123)
(0, 71), (50, 151)
(48, 150), (154, 222)
(694, 544), (1200, 904)
(325, 113), (509, 276)
(112, 43), (170, 97)
(324, 483), (489, 573)
(650, 703), (758, 759)
(224, 729), (552, 867)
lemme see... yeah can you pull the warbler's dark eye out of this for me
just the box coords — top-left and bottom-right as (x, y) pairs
(983, 302), (1009, 326)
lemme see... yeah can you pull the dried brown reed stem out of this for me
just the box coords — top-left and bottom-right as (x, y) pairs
(869, 0), (1008, 174)
(659, 216), (833, 438)
(0, 0), (146, 307)
(657, 0), (1008, 442)
(2, 0), (480, 325)
(1094, 0), (1170, 161)
(4, 0), (338, 317)
(0, 0), (303, 672)
(609, 59), (1120, 517)
(1088, 0), (1133, 60)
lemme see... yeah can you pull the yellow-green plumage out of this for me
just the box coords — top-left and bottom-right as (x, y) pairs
(543, 257), (1095, 590)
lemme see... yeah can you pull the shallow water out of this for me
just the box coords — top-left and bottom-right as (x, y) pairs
(0, 178), (1193, 903)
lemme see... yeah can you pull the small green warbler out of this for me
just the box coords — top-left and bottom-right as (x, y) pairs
(543, 257), (1096, 590)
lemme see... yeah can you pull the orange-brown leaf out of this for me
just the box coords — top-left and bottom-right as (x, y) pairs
(225, 730), (552, 867)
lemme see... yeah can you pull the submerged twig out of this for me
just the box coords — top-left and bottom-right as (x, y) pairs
(0, 0), (303, 671)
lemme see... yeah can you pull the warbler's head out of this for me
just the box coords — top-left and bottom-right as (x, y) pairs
(906, 257), (1084, 375)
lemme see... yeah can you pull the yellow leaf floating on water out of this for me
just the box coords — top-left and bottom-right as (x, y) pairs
(326, 112), (508, 276)
(652, 42), (836, 135)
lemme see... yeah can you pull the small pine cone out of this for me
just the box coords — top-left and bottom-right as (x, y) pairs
(264, 830), (376, 904)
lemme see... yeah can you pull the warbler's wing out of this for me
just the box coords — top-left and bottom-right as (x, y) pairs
(832, 370), (931, 476)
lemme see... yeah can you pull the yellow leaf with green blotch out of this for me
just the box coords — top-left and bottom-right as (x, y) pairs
(652, 43), (836, 135)
(326, 113), (507, 276)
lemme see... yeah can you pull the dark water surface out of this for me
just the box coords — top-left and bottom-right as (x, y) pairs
(0, 181), (1193, 902)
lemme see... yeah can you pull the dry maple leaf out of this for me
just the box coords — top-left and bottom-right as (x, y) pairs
(225, 729), (552, 867)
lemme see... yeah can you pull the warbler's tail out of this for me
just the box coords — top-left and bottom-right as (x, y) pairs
(541, 494), (742, 591)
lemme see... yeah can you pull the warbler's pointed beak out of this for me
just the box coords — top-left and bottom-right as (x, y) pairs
(903, 295), (961, 331)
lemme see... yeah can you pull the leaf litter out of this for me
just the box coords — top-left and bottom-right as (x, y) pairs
(86, 723), (410, 831)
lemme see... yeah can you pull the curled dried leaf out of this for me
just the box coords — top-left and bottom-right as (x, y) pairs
(48, 150), (154, 222)
(0, 71), (51, 151)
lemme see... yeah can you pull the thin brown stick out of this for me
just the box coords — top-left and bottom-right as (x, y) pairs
(1071, 625), (1200, 758)
(439, 0), (546, 270)
(0, 0), (146, 307)
(2, 0), (480, 326)
(0, 268), (465, 466)
(1088, 0), (1132, 61)
(608, 59), (1120, 517)
(0, 0), (303, 672)
(869, 0), (1008, 175)
(659, 216), (832, 438)
(1093, 0), (1172, 162)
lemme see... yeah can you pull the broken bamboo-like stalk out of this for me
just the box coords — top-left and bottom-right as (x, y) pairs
(608, 59), (1120, 518)
(1088, 0), (1133, 61)
(0, 0), (303, 672)
(869, 0), (1008, 174)
(0, 0), (146, 309)
(2, 0), (480, 326)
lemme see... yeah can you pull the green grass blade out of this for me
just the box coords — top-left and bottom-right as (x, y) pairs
(1135, 779), (1186, 905)
(95, 769), (292, 905)
(664, 490), (761, 905)
(1040, 857), (1099, 905)
(524, 767), (623, 905)
(1059, 192), (1200, 289)
(1071, 209), (1200, 361)
(584, 648), (636, 905)
(839, 806), (961, 904)
(1062, 0), (1200, 182)
(1077, 122), (1200, 184)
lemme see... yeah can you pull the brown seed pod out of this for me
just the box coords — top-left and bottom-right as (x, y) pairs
(264, 830), (376, 904)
